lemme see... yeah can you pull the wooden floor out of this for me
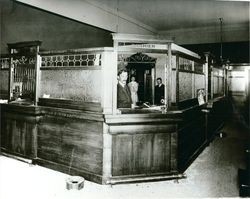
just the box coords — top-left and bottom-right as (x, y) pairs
(0, 116), (249, 198)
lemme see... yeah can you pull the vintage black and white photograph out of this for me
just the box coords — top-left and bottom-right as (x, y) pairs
(0, 0), (249, 198)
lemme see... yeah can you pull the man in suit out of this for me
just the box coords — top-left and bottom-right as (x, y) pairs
(155, 77), (165, 105)
(117, 69), (132, 108)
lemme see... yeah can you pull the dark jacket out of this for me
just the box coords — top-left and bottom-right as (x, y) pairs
(155, 84), (165, 105)
(117, 83), (132, 108)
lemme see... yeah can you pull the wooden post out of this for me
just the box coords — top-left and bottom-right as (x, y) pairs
(34, 46), (41, 106)
(152, 67), (155, 105)
(166, 43), (172, 109)
(211, 60), (214, 100)
(171, 56), (177, 106)
(176, 55), (179, 106)
(8, 49), (14, 101)
(191, 61), (195, 98)
(204, 53), (209, 102)
(112, 41), (118, 115)
(102, 123), (112, 184)
(102, 51), (116, 114)
(223, 67), (226, 97)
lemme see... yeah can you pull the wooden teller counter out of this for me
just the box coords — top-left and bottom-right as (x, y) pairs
(0, 34), (229, 184)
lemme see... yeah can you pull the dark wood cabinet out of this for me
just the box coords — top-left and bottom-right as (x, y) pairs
(0, 104), (42, 159)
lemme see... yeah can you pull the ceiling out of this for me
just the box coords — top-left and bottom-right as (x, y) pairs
(2, 0), (249, 62)
(91, 0), (249, 31)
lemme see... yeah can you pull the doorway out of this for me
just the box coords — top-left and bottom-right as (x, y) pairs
(127, 63), (154, 103)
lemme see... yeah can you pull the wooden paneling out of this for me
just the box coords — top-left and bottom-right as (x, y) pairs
(151, 133), (171, 172)
(37, 114), (103, 175)
(0, 106), (40, 158)
(206, 97), (230, 140)
(34, 158), (104, 184)
(38, 98), (102, 112)
(105, 113), (181, 124)
(178, 115), (206, 171)
(178, 98), (199, 110)
(111, 124), (177, 176)
(0, 100), (229, 184)
(37, 123), (62, 162)
(112, 134), (133, 175)
(109, 124), (176, 135)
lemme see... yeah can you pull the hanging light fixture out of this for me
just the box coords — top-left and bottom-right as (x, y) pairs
(219, 17), (223, 64)
(219, 17), (231, 69)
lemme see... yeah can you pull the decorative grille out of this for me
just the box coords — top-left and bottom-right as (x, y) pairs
(41, 54), (101, 68)
(118, 53), (156, 63)
(12, 55), (36, 99)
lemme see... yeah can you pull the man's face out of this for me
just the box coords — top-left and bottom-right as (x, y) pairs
(118, 71), (128, 84)
(157, 79), (162, 85)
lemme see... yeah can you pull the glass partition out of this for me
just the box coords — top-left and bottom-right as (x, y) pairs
(40, 51), (102, 102)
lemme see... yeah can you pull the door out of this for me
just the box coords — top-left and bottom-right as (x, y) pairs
(128, 63), (154, 104)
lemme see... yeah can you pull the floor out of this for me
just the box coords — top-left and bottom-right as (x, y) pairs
(0, 117), (249, 199)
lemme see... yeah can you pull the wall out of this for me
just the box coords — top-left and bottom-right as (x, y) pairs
(213, 68), (224, 97)
(159, 24), (249, 45)
(182, 42), (249, 64)
(228, 65), (250, 128)
(0, 0), (113, 54)
(15, 0), (156, 35)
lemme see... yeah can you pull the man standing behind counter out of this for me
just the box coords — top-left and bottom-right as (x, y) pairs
(117, 69), (133, 108)
(155, 77), (165, 105)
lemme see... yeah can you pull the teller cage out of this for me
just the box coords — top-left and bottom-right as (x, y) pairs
(0, 34), (229, 184)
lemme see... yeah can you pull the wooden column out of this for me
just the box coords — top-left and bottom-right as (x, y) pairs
(223, 66), (227, 96)
(112, 41), (118, 114)
(102, 123), (112, 184)
(176, 56), (179, 106)
(102, 50), (116, 114)
(191, 61), (195, 98)
(152, 67), (155, 105)
(8, 49), (14, 101)
(204, 53), (209, 102)
(34, 52), (41, 106)
(211, 65), (214, 100)
(166, 43), (172, 109)
(171, 56), (177, 106)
